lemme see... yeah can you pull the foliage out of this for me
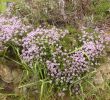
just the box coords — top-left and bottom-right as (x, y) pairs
(92, 0), (110, 21)
(0, 11), (110, 99)
(0, 0), (110, 100)
(0, 0), (16, 12)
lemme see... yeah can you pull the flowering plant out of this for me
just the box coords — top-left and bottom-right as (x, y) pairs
(0, 13), (110, 95)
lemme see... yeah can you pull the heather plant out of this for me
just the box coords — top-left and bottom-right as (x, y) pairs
(9, 0), (59, 25)
(0, 4), (110, 99)
(3, 0), (109, 29)
(21, 26), (69, 64)
(0, 14), (110, 97)
(0, 14), (32, 60)
(8, 0), (90, 27)
(45, 26), (110, 95)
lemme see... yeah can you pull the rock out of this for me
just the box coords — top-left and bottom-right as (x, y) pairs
(0, 64), (13, 83)
(0, 95), (7, 100)
(93, 71), (104, 85)
(98, 63), (110, 80)
(93, 71), (105, 90)
(93, 63), (110, 89)
(0, 64), (22, 83)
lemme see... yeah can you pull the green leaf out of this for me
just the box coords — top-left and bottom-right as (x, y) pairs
(0, 2), (7, 12)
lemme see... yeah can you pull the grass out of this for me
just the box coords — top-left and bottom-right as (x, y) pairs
(1, 52), (110, 100)
(0, 0), (110, 100)
(0, 29), (110, 100)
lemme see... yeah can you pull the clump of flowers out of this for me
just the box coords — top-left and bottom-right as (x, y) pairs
(0, 14), (32, 52)
(46, 49), (89, 85)
(0, 11), (110, 95)
(80, 26), (110, 45)
(79, 26), (110, 62)
(45, 26), (110, 93)
(82, 41), (104, 61)
(21, 27), (69, 64)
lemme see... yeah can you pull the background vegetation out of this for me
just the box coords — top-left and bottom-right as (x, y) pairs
(0, 0), (110, 100)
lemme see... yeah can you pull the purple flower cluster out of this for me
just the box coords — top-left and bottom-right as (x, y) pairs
(0, 15), (32, 51)
(46, 44), (72, 84)
(82, 41), (104, 61)
(21, 27), (69, 63)
(46, 60), (61, 79)
(79, 26), (110, 60)
(80, 26), (110, 44)
(46, 26), (110, 87)
(0, 12), (110, 94)
(70, 50), (89, 74)
(46, 49), (89, 85)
